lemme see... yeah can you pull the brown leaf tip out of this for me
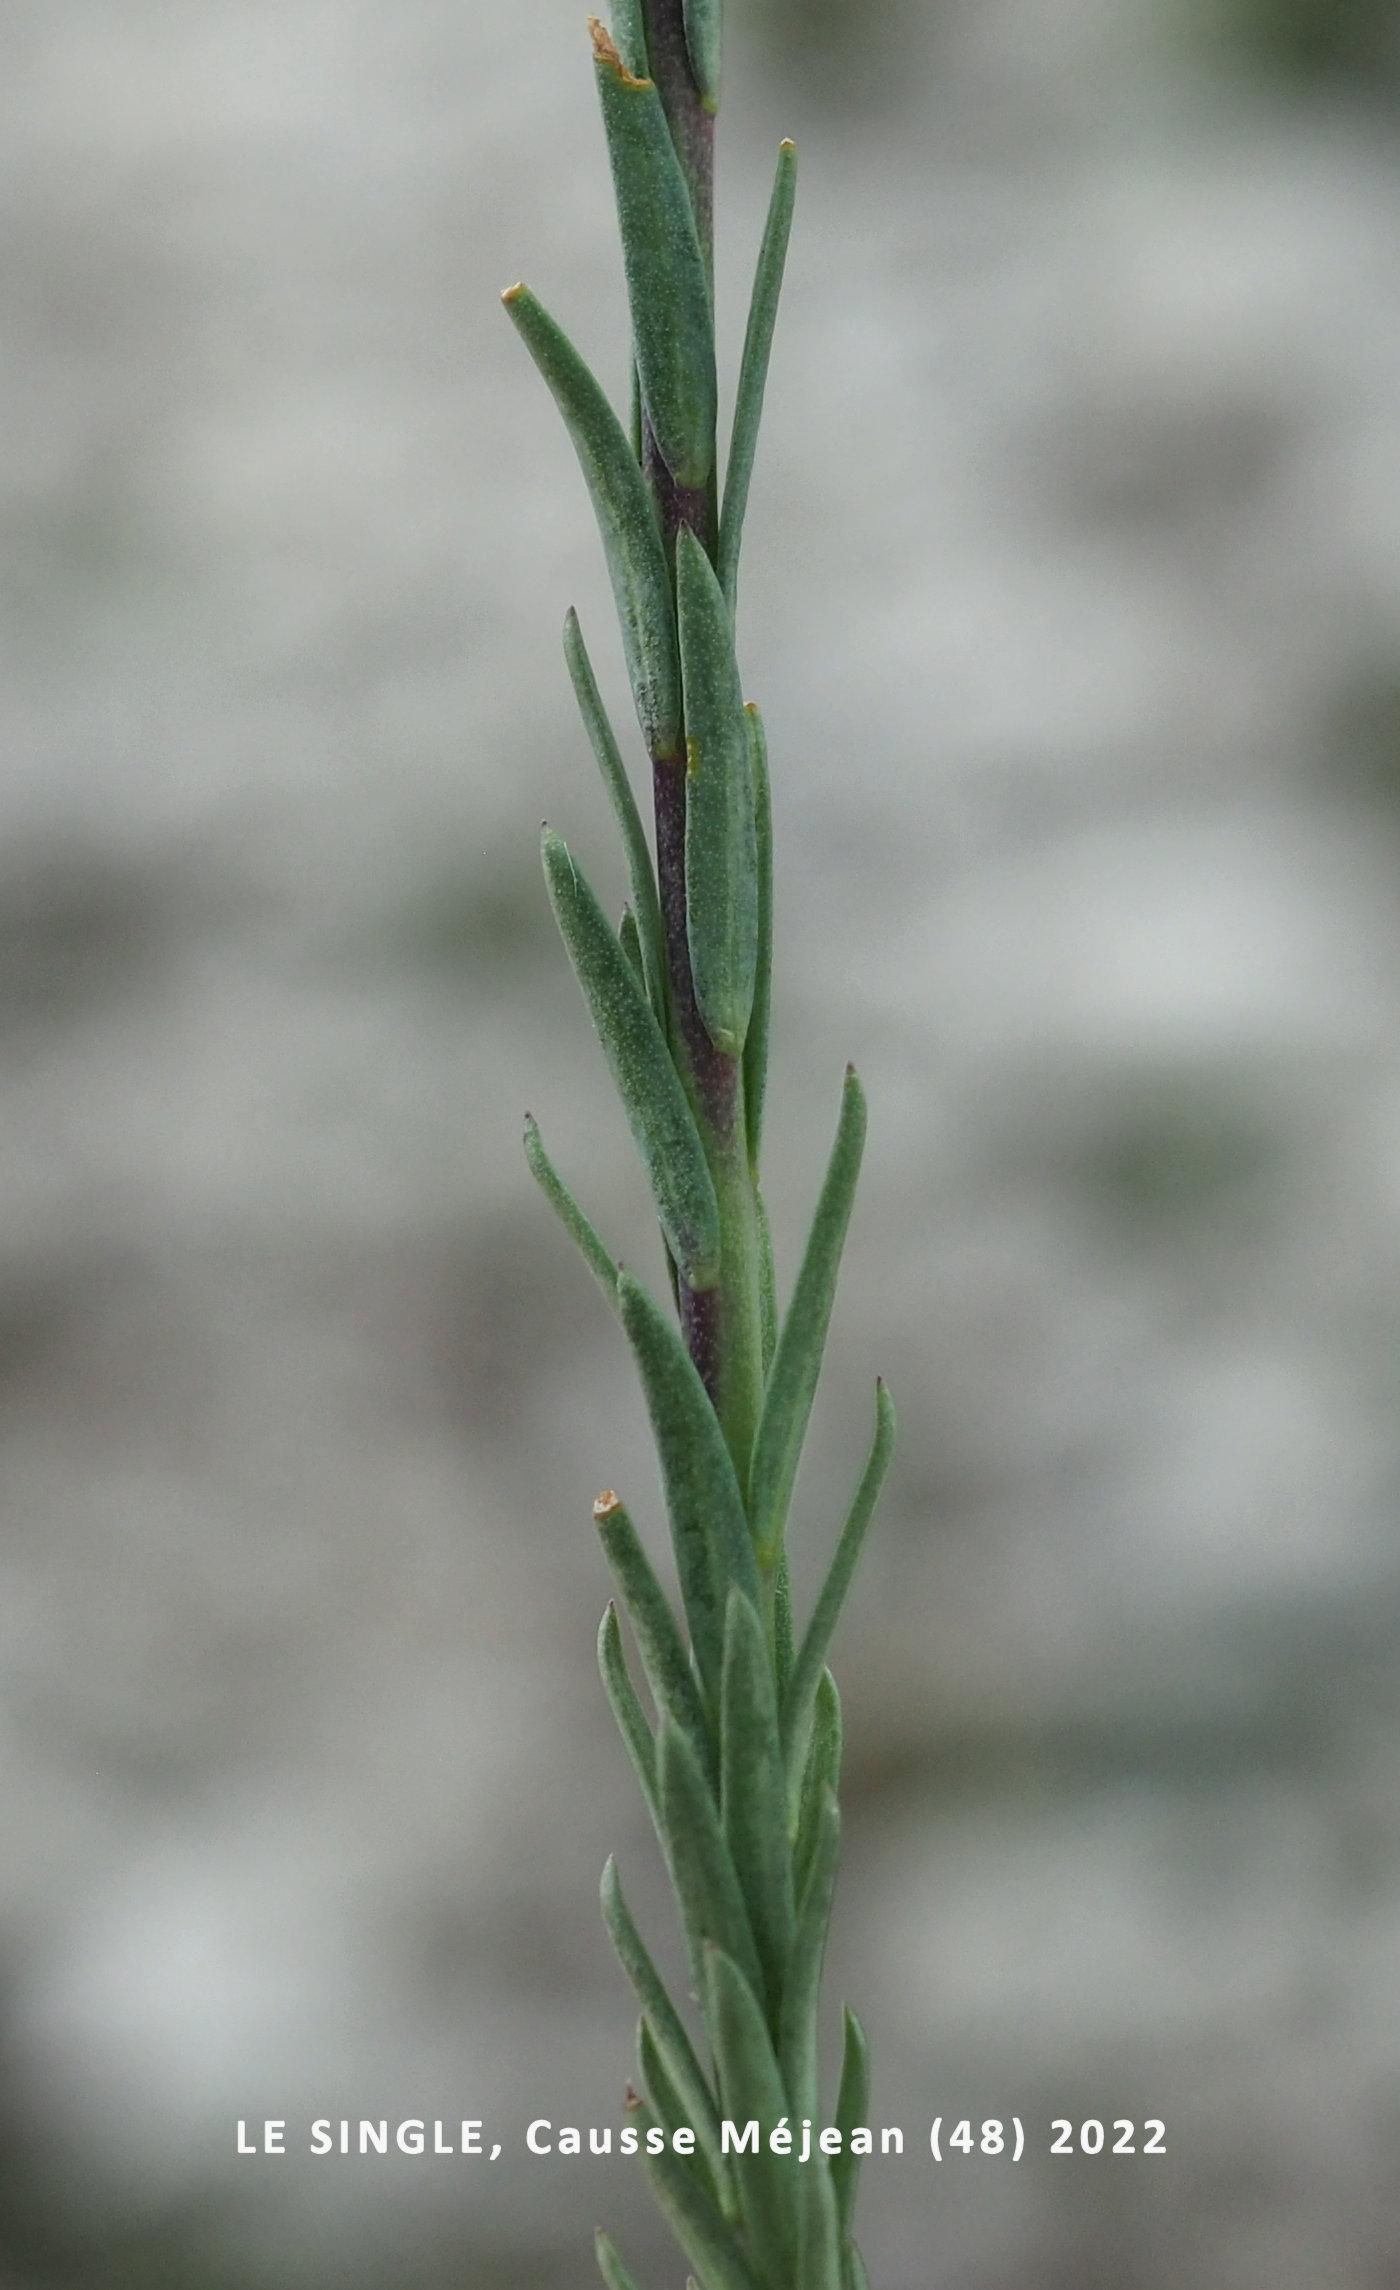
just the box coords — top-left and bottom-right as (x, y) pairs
(588, 17), (652, 89)
(501, 282), (526, 305)
(593, 1490), (622, 1520)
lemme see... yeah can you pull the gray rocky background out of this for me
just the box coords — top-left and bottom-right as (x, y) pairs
(2, 0), (1399, 2284)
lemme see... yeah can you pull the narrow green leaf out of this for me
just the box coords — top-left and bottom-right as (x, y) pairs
(608, 0), (649, 80)
(502, 285), (681, 755)
(628, 358), (644, 462)
(523, 1113), (619, 1301)
(639, 2017), (696, 2152)
(743, 704), (773, 1168)
(542, 829), (720, 1287)
(782, 1379), (896, 1784)
(595, 1493), (714, 1784)
(779, 1787), (840, 2128)
(772, 1551), (796, 1707)
(563, 608), (667, 1018)
(796, 2145), (843, 2290)
(749, 1065), (868, 1571)
(591, 22), (717, 490)
(619, 903), (644, 984)
(705, 1947), (798, 2285)
(720, 1590), (793, 2011)
(681, 0), (723, 110)
(844, 2242), (872, 2290)
(601, 1858), (727, 2191)
(832, 2008), (870, 2240)
(598, 1603), (657, 1825)
(793, 1669), (842, 1881)
(755, 1184), (778, 1374)
(631, 2094), (765, 2290)
(677, 527), (757, 1057)
(657, 1718), (765, 2006)
(636, 2018), (733, 2220)
(617, 1272), (760, 1701)
(595, 2230), (643, 2290)
(718, 141), (798, 618)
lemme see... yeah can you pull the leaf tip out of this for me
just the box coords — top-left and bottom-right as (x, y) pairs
(593, 1489), (622, 1520)
(588, 15), (651, 88)
(501, 281), (526, 306)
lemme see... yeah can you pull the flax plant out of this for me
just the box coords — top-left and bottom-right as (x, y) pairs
(505, 5), (894, 2283)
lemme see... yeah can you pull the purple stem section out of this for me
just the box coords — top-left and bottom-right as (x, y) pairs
(642, 0), (714, 266)
(641, 0), (731, 1400)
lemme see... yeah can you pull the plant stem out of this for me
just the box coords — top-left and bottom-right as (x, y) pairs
(636, 0), (761, 1485)
(641, 0), (715, 269)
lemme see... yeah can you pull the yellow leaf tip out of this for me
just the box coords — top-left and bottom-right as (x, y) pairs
(588, 16), (652, 88)
(593, 1490), (622, 1520)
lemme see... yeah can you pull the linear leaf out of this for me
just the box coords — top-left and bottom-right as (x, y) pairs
(832, 2008), (870, 2240)
(772, 1551), (796, 1707)
(782, 1379), (896, 1784)
(617, 1271), (759, 1701)
(636, 2019), (734, 2222)
(523, 1114), (619, 1301)
(595, 2230), (644, 2290)
(720, 1589), (793, 2012)
(657, 1718), (765, 2006)
(705, 1946), (798, 2284)
(755, 1184), (778, 1373)
(591, 23), (716, 489)
(595, 1493), (713, 1784)
(742, 704), (773, 1168)
(796, 2145), (843, 2290)
(564, 608), (667, 1016)
(608, 0), (649, 79)
(793, 1669), (842, 1883)
(502, 285), (680, 756)
(601, 1858), (728, 2191)
(598, 1603), (657, 1825)
(677, 527), (757, 1057)
(619, 903), (644, 983)
(749, 1065), (867, 1571)
(631, 2094), (765, 2290)
(681, 0), (723, 109)
(542, 829), (720, 1287)
(718, 141), (797, 617)
(639, 2018), (697, 2154)
(779, 1787), (840, 2128)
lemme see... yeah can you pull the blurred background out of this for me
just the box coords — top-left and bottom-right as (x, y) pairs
(3, 0), (1400, 2284)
